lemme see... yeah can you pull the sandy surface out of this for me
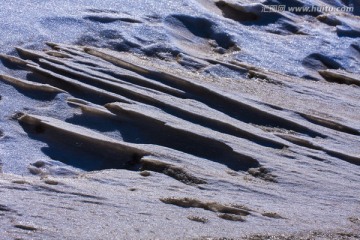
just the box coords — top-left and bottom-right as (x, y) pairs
(0, 0), (360, 239)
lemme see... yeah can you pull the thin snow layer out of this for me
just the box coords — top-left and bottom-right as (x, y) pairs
(0, 0), (360, 239)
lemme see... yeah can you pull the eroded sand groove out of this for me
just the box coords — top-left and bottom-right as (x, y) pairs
(0, 0), (359, 238)
(0, 42), (360, 180)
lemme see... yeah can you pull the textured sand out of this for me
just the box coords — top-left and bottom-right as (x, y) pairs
(0, 0), (359, 239)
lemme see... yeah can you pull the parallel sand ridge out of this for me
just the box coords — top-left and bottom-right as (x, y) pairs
(0, 0), (359, 238)
(0, 42), (359, 238)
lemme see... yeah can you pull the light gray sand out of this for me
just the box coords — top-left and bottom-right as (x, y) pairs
(0, 0), (359, 239)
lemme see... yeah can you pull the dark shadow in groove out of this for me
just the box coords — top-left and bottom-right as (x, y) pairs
(84, 16), (142, 24)
(26, 73), (125, 105)
(94, 68), (187, 99)
(299, 113), (360, 136)
(0, 82), (59, 101)
(66, 113), (123, 133)
(167, 15), (237, 50)
(302, 53), (343, 71)
(67, 111), (260, 171)
(351, 42), (360, 53)
(160, 104), (286, 149)
(0, 58), (24, 70)
(215, 0), (300, 28)
(306, 155), (328, 162)
(24, 46), (322, 141)
(19, 119), (143, 171)
(325, 150), (360, 166)
(33, 59), (287, 149)
(37, 59), (187, 99)
(102, 65), (323, 138)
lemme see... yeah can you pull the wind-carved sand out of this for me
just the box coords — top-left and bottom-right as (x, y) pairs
(1, 43), (359, 170)
(0, 0), (359, 238)
(0, 41), (359, 238)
